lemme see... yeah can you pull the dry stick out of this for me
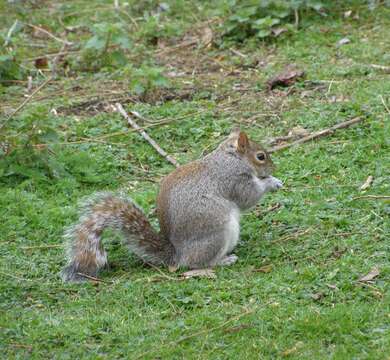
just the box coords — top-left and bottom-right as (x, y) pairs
(76, 273), (108, 283)
(136, 306), (259, 359)
(370, 64), (390, 74)
(352, 195), (390, 201)
(380, 95), (390, 115)
(27, 24), (73, 46)
(0, 77), (52, 131)
(115, 103), (180, 167)
(0, 271), (33, 282)
(4, 19), (19, 47)
(269, 116), (364, 153)
(21, 244), (63, 249)
(51, 43), (67, 78)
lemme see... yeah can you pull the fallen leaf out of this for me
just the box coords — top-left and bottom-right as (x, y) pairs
(337, 38), (351, 46)
(254, 264), (273, 273)
(281, 342), (303, 357)
(326, 284), (339, 290)
(34, 57), (48, 69)
(344, 10), (352, 18)
(331, 246), (347, 259)
(267, 68), (305, 90)
(224, 324), (252, 333)
(360, 175), (374, 191)
(272, 27), (287, 37)
(200, 27), (213, 47)
(311, 292), (325, 301)
(288, 126), (309, 138)
(359, 267), (380, 282)
(180, 269), (216, 279)
(168, 265), (178, 273)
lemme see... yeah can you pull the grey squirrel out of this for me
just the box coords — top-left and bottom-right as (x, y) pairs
(61, 128), (283, 282)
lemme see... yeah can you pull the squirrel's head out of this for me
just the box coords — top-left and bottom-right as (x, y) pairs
(220, 127), (275, 178)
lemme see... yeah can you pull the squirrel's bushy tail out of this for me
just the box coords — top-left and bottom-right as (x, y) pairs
(61, 192), (174, 282)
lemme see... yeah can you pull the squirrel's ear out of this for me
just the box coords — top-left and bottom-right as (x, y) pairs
(237, 132), (249, 153)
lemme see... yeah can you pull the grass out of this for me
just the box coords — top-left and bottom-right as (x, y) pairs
(1, 1), (389, 359)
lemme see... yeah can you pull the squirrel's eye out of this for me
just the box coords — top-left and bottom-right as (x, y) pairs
(256, 153), (265, 161)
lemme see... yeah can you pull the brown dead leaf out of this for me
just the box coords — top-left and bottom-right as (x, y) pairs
(360, 175), (374, 191)
(168, 265), (178, 273)
(254, 264), (273, 273)
(267, 68), (305, 90)
(272, 27), (288, 37)
(359, 267), (380, 282)
(326, 284), (339, 290)
(180, 269), (216, 279)
(337, 38), (351, 46)
(224, 324), (253, 333)
(281, 342), (303, 357)
(34, 57), (48, 69)
(311, 292), (325, 301)
(200, 27), (213, 47)
(288, 126), (309, 138)
(344, 10), (352, 18)
(331, 246), (347, 259)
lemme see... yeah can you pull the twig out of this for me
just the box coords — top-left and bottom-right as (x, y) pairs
(136, 305), (260, 359)
(9, 342), (33, 351)
(27, 24), (73, 46)
(294, 9), (299, 28)
(0, 77), (52, 130)
(128, 110), (155, 124)
(76, 273), (108, 283)
(21, 244), (63, 249)
(51, 43), (67, 78)
(352, 195), (390, 201)
(115, 103), (180, 167)
(380, 95), (390, 115)
(4, 20), (19, 47)
(269, 117), (364, 153)
(144, 261), (179, 281)
(370, 64), (390, 74)
(271, 228), (312, 244)
(27, 76), (33, 93)
(0, 271), (33, 282)
(230, 48), (247, 58)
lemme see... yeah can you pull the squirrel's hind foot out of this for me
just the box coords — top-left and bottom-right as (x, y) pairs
(218, 254), (238, 266)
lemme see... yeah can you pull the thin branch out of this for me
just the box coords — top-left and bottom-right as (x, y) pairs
(352, 195), (390, 201)
(0, 77), (52, 131)
(230, 48), (247, 58)
(3, 20), (19, 47)
(269, 116), (364, 153)
(294, 9), (299, 28)
(380, 95), (390, 115)
(115, 103), (180, 167)
(369, 64), (390, 74)
(0, 271), (33, 282)
(27, 24), (73, 46)
(270, 228), (312, 244)
(51, 43), (67, 78)
(136, 305), (261, 359)
(76, 273), (108, 283)
(21, 244), (63, 249)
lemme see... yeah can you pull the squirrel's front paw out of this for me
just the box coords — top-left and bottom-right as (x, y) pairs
(267, 176), (283, 191)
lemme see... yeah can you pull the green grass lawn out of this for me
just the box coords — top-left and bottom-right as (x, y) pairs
(1, 1), (389, 359)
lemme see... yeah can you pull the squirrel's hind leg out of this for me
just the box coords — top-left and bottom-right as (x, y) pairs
(217, 254), (238, 266)
(177, 232), (233, 269)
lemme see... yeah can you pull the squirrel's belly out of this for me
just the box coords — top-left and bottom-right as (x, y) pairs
(224, 206), (240, 254)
